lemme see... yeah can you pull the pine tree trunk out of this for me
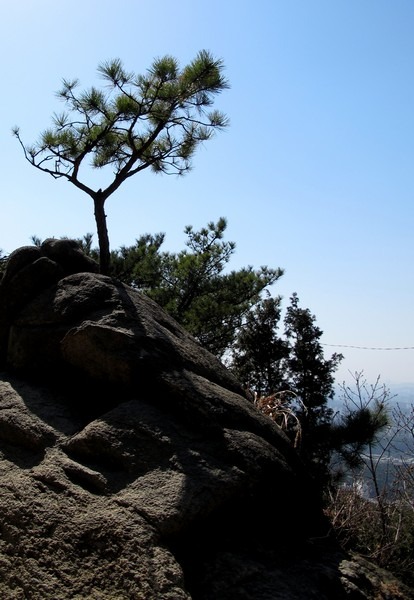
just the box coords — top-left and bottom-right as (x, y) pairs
(93, 191), (110, 275)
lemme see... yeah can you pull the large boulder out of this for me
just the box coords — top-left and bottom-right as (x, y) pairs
(0, 241), (411, 599)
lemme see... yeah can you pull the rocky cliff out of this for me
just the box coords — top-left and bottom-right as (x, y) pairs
(0, 240), (411, 599)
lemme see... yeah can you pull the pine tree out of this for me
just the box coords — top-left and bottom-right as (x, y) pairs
(230, 296), (289, 396)
(284, 293), (343, 479)
(111, 218), (283, 358)
(13, 51), (229, 273)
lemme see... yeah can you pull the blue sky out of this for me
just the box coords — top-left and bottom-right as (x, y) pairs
(1, 1), (414, 387)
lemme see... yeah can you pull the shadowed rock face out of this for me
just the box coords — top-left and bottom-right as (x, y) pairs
(0, 241), (412, 599)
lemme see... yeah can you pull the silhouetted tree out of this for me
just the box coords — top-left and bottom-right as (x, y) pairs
(230, 295), (289, 396)
(14, 51), (229, 273)
(331, 372), (391, 473)
(230, 292), (344, 482)
(110, 218), (283, 357)
(283, 293), (343, 477)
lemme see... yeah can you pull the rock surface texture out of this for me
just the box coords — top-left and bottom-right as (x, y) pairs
(0, 240), (412, 599)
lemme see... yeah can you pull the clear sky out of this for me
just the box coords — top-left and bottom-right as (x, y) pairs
(1, 1), (413, 387)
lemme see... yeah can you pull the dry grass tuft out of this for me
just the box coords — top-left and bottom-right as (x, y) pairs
(254, 390), (305, 448)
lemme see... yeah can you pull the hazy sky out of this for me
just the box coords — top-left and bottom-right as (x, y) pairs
(1, 1), (414, 387)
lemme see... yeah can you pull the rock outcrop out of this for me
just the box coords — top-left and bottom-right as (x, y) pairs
(0, 240), (412, 599)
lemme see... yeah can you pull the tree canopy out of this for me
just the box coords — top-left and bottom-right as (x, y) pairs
(104, 218), (283, 358)
(13, 51), (229, 273)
